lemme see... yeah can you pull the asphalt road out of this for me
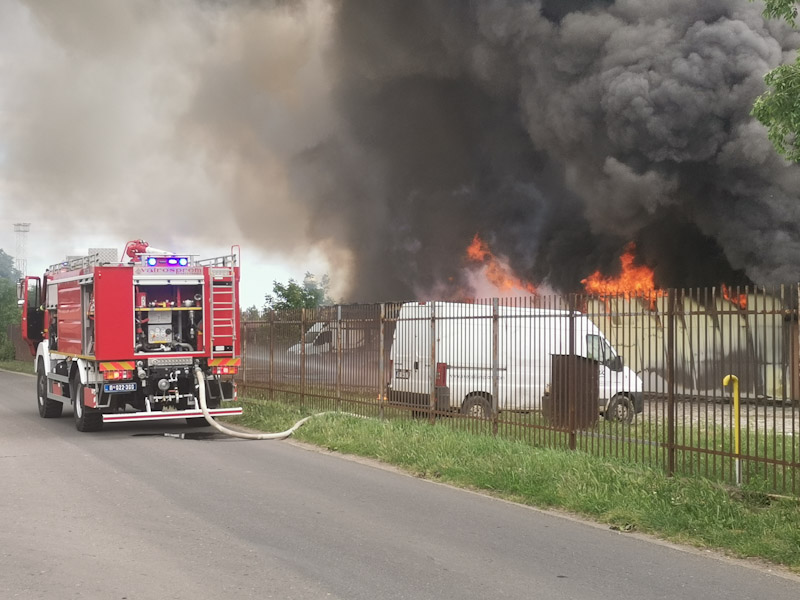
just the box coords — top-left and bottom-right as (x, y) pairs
(1, 369), (797, 600)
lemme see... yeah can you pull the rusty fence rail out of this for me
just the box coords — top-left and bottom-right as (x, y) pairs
(238, 287), (800, 495)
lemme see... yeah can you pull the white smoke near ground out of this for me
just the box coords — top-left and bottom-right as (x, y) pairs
(1, 0), (799, 302)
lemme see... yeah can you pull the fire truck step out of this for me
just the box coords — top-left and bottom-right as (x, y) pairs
(102, 407), (243, 423)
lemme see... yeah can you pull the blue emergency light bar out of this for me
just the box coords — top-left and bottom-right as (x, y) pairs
(144, 256), (189, 267)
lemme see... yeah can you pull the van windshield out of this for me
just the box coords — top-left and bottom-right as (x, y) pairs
(586, 334), (617, 364)
(304, 329), (321, 343)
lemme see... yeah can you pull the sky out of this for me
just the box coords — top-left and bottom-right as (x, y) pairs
(0, 0), (334, 308)
(1, 1), (799, 307)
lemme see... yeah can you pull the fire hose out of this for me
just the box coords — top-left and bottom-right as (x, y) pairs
(194, 366), (332, 440)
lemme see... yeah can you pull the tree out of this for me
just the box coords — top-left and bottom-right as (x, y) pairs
(0, 249), (21, 360)
(0, 279), (19, 359)
(241, 305), (264, 321)
(760, 0), (798, 23)
(0, 249), (20, 281)
(264, 272), (332, 311)
(751, 1), (800, 162)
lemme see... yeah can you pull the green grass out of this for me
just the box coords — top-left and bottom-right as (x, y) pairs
(231, 395), (800, 573)
(240, 383), (800, 491)
(0, 359), (34, 375)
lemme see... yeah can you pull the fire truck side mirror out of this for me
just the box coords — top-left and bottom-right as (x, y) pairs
(16, 279), (24, 306)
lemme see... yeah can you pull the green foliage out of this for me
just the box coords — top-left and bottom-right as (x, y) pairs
(760, 0), (798, 25)
(751, 0), (800, 162)
(752, 58), (800, 162)
(0, 249), (20, 281)
(264, 272), (332, 311)
(241, 305), (264, 321)
(0, 278), (21, 360)
(0, 248), (22, 360)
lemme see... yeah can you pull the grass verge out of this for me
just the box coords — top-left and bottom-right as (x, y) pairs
(232, 397), (800, 573)
(0, 359), (34, 375)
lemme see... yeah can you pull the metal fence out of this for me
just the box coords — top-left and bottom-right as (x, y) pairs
(238, 287), (800, 495)
(7, 324), (30, 361)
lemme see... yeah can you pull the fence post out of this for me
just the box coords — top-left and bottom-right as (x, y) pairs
(492, 297), (499, 436)
(300, 308), (306, 408)
(378, 303), (386, 420)
(430, 301), (437, 424)
(794, 284), (800, 408)
(667, 288), (676, 477)
(242, 322), (247, 385)
(336, 305), (342, 412)
(269, 310), (275, 403)
(568, 295), (576, 451)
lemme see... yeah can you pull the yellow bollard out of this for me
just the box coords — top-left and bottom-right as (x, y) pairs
(723, 374), (741, 485)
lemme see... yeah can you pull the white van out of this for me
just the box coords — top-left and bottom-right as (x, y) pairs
(387, 301), (643, 422)
(288, 321), (366, 356)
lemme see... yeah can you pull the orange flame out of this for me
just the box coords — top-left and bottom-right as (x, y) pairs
(582, 243), (665, 303)
(721, 284), (747, 309)
(466, 234), (537, 295)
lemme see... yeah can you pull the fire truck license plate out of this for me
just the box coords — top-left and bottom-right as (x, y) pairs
(104, 383), (138, 393)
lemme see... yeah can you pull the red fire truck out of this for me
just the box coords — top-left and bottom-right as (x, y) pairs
(19, 240), (243, 431)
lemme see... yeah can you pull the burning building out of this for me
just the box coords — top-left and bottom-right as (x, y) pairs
(461, 233), (799, 404)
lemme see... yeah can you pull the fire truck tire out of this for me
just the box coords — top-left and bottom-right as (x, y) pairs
(72, 377), (103, 432)
(186, 417), (212, 427)
(36, 359), (63, 418)
(461, 394), (492, 419)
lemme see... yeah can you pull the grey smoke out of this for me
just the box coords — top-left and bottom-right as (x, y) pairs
(1, 0), (799, 301)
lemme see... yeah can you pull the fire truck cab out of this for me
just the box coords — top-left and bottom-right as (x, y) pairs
(19, 241), (243, 431)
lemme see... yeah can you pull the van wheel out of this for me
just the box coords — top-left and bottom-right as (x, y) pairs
(605, 394), (634, 424)
(73, 377), (103, 432)
(461, 395), (492, 419)
(37, 359), (62, 418)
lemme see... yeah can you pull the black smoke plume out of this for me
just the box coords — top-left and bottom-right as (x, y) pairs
(304, 0), (800, 299)
(2, 1), (799, 301)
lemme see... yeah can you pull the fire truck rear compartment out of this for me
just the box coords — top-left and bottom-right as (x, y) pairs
(134, 283), (205, 353)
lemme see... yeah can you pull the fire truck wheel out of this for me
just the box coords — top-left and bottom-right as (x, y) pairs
(186, 417), (212, 427)
(36, 359), (63, 418)
(605, 394), (635, 424)
(461, 394), (492, 419)
(72, 377), (103, 432)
